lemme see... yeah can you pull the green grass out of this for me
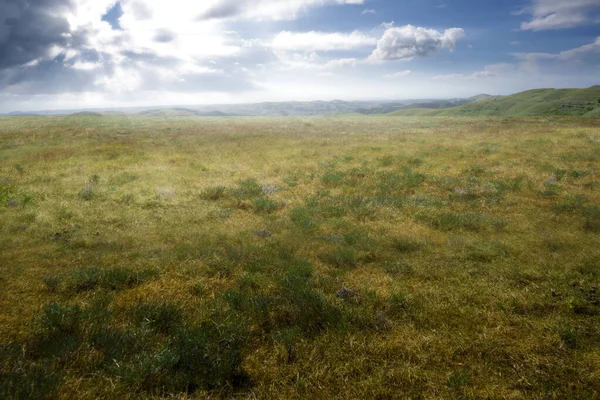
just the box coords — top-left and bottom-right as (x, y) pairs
(389, 85), (600, 116)
(0, 115), (599, 399)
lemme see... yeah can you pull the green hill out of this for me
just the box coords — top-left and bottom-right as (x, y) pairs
(388, 86), (600, 116)
(394, 94), (498, 111)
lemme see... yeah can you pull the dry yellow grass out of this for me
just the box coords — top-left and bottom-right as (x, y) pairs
(0, 115), (599, 399)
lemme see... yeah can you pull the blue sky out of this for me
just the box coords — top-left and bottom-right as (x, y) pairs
(0, 0), (599, 112)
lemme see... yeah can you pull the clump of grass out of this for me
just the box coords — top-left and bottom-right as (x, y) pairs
(28, 303), (86, 359)
(553, 324), (578, 349)
(566, 296), (599, 317)
(237, 273), (262, 293)
(553, 194), (588, 213)
(466, 166), (486, 176)
(390, 236), (425, 253)
(575, 259), (598, 277)
(67, 266), (159, 293)
(377, 168), (426, 194)
(378, 155), (394, 167)
(273, 327), (302, 363)
(152, 319), (250, 393)
(109, 172), (138, 186)
(381, 261), (413, 276)
(78, 184), (96, 201)
(191, 282), (204, 297)
(343, 196), (376, 220)
(408, 157), (424, 166)
(6, 298), (250, 397)
(231, 179), (263, 200)
(290, 206), (318, 232)
(282, 173), (298, 187)
(539, 183), (562, 197)
(68, 266), (102, 292)
(492, 217), (509, 231)
(120, 193), (136, 204)
(466, 241), (509, 262)
(445, 371), (471, 389)
(277, 268), (346, 335)
(252, 197), (283, 214)
(89, 174), (101, 185)
(415, 211), (491, 232)
(205, 259), (236, 278)
(78, 175), (101, 201)
(0, 351), (60, 400)
(200, 186), (227, 201)
(318, 247), (358, 268)
(386, 291), (411, 317)
(582, 205), (600, 232)
(568, 169), (590, 178)
(42, 275), (62, 293)
(320, 170), (346, 187)
(128, 302), (183, 334)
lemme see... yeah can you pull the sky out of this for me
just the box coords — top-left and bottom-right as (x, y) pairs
(1, 0), (599, 112)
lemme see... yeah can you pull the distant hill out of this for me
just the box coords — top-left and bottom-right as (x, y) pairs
(7, 111), (42, 116)
(68, 111), (104, 117)
(136, 101), (427, 117)
(101, 111), (126, 116)
(5, 87), (599, 117)
(139, 108), (201, 117)
(0, 97), (505, 117)
(379, 94), (501, 112)
(388, 86), (600, 117)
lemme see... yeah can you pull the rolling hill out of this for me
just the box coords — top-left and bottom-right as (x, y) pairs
(388, 86), (600, 117)
(393, 94), (498, 111)
(138, 108), (203, 117)
(68, 111), (104, 117)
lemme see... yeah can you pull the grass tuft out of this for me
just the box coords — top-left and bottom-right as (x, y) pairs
(200, 186), (227, 201)
(67, 266), (159, 293)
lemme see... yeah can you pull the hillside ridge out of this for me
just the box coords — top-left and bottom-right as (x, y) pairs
(388, 86), (600, 117)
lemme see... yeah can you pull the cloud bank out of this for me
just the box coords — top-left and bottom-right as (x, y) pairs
(519, 0), (600, 30)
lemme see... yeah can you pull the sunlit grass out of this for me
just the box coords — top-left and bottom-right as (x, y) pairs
(0, 115), (599, 399)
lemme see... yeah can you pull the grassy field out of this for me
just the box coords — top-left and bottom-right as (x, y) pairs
(1, 116), (599, 399)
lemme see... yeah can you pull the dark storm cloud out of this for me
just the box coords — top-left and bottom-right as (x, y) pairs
(1, 57), (101, 94)
(0, 0), (74, 69)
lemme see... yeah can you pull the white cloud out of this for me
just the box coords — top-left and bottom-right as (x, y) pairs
(272, 30), (377, 52)
(384, 70), (412, 78)
(71, 61), (103, 70)
(197, 0), (365, 21)
(1, 0), (370, 98)
(361, 9), (376, 15)
(324, 58), (359, 68)
(433, 63), (516, 80)
(274, 50), (359, 70)
(513, 36), (600, 62)
(432, 74), (464, 80)
(369, 25), (465, 61)
(519, 0), (600, 31)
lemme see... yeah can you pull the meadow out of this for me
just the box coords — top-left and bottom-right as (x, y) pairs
(0, 115), (599, 399)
